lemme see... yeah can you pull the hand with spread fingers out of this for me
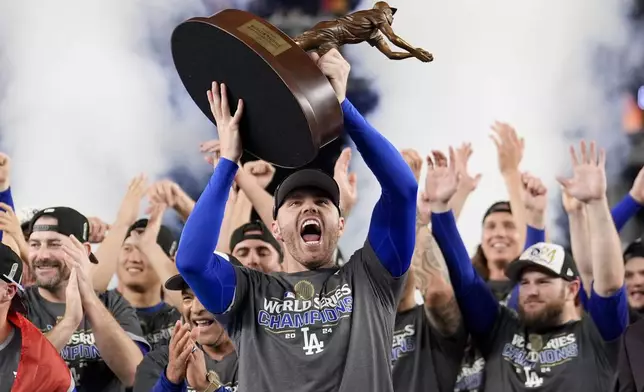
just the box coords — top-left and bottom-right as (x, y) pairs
(490, 121), (525, 175)
(424, 149), (460, 212)
(333, 148), (358, 216)
(243, 160), (276, 189)
(557, 141), (607, 203)
(166, 321), (195, 385)
(207, 82), (244, 163)
(401, 149), (423, 182)
(454, 142), (482, 192)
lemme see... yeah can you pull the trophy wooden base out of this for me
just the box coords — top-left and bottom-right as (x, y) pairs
(171, 9), (343, 168)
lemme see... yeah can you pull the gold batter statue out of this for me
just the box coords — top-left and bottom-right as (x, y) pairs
(293, 1), (432, 62)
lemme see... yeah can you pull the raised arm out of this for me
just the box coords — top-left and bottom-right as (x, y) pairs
(558, 141), (628, 341)
(520, 172), (547, 248)
(611, 165), (644, 231)
(449, 143), (481, 220)
(311, 49), (417, 277)
(175, 82), (242, 315)
(425, 148), (500, 339)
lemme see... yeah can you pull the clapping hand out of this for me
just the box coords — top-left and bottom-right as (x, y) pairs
(166, 321), (194, 385)
(423, 148), (460, 212)
(401, 149), (423, 182)
(208, 82), (243, 163)
(557, 141), (607, 203)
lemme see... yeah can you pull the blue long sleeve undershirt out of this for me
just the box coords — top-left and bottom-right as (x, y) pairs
(431, 210), (499, 338)
(152, 370), (187, 392)
(0, 187), (15, 242)
(341, 100), (417, 277)
(175, 158), (238, 314)
(611, 193), (641, 232)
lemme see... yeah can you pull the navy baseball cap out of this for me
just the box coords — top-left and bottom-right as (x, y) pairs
(0, 243), (26, 314)
(273, 169), (340, 219)
(27, 207), (99, 264)
(126, 219), (178, 258)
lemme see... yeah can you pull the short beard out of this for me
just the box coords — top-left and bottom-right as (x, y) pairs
(519, 289), (566, 332)
(36, 266), (71, 292)
(282, 225), (339, 270)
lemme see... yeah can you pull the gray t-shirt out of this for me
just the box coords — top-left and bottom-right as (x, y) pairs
(24, 286), (147, 392)
(134, 344), (238, 392)
(392, 305), (466, 392)
(223, 242), (405, 392)
(480, 306), (620, 391)
(0, 325), (21, 392)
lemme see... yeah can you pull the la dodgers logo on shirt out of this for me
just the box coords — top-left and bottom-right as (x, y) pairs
(257, 282), (354, 355)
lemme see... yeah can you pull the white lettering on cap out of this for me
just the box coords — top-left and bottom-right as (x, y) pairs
(519, 242), (565, 275)
(7, 263), (18, 280)
(43, 208), (55, 213)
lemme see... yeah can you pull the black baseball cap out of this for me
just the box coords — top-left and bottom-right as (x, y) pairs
(229, 221), (282, 260)
(0, 243), (26, 314)
(126, 219), (178, 258)
(624, 237), (644, 263)
(505, 242), (579, 283)
(27, 207), (99, 264)
(164, 253), (243, 290)
(482, 201), (512, 223)
(273, 169), (340, 219)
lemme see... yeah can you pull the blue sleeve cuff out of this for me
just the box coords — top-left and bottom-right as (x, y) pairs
(524, 225), (545, 249)
(152, 369), (187, 392)
(0, 187), (15, 243)
(611, 193), (642, 232)
(587, 284), (629, 341)
(136, 341), (149, 355)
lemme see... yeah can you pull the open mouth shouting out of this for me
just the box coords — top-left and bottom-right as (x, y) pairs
(300, 217), (322, 245)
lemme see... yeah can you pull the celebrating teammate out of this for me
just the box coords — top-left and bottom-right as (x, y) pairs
(176, 49), (417, 391)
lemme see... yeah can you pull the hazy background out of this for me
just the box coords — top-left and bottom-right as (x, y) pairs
(0, 0), (634, 254)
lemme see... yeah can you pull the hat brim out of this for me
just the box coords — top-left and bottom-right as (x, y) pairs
(274, 169), (340, 218)
(89, 252), (99, 264)
(164, 274), (187, 291)
(1, 275), (26, 314)
(505, 259), (570, 283)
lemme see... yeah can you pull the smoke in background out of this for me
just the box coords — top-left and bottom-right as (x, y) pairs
(342, 0), (630, 253)
(0, 0), (226, 219)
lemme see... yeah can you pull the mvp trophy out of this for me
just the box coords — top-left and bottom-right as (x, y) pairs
(172, 1), (432, 168)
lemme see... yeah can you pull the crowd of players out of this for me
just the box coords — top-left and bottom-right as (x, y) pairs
(1, 48), (644, 392)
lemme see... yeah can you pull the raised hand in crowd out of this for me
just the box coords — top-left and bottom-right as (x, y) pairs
(490, 121), (527, 246)
(147, 179), (196, 223)
(166, 321), (194, 385)
(209, 82), (243, 163)
(200, 139), (222, 167)
(243, 160), (275, 189)
(557, 141), (606, 203)
(449, 142), (481, 220)
(628, 163), (644, 204)
(521, 172), (548, 229)
(401, 148), (423, 182)
(334, 147), (358, 217)
(0, 202), (29, 261)
(424, 147), (460, 211)
(88, 216), (110, 244)
(0, 152), (10, 192)
(92, 174), (149, 292)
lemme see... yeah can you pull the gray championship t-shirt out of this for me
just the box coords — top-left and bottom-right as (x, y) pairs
(0, 325), (21, 392)
(24, 286), (148, 392)
(392, 305), (466, 392)
(134, 344), (238, 392)
(134, 302), (181, 351)
(223, 242), (406, 392)
(480, 306), (620, 391)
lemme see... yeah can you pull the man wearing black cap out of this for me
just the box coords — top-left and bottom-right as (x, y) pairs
(177, 50), (417, 391)
(135, 269), (238, 392)
(116, 206), (181, 351)
(624, 238), (644, 317)
(0, 242), (77, 392)
(427, 141), (628, 391)
(229, 221), (282, 273)
(24, 206), (149, 392)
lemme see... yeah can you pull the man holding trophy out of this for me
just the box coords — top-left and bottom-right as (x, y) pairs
(173, 2), (428, 390)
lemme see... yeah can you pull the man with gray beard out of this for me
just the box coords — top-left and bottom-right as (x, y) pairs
(425, 141), (628, 391)
(23, 207), (148, 392)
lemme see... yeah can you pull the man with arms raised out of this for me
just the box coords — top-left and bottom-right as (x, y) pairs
(176, 49), (417, 391)
(427, 142), (628, 391)
(24, 207), (148, 391)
